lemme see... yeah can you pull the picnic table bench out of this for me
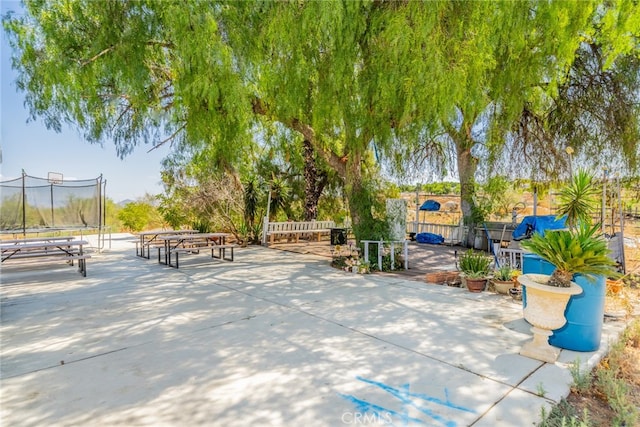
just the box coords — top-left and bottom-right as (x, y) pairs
(265, 220), (336, 244)
(156, 233), (237, 268)
(135, 229), (197, 259)
(1, 238), (91, 277)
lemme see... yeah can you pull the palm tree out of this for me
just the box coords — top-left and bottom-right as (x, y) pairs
(268, 176), (291, 221)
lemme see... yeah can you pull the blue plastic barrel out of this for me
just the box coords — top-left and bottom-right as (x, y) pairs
(549, 273), (605, 351)
(522, 254), (605, 352)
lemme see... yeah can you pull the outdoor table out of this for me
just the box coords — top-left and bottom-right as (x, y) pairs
(1, 238), (90, 276)
(0, 236), (76, 244)
(157, 233), (232, 268)
(135, 229), (197, 259)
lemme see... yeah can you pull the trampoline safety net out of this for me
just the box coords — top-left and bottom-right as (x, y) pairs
(0, 173), (104, 233)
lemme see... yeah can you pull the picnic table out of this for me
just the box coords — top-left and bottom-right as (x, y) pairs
(157, 233), (236, 268)
(135, 229), (197, 259)
(1, 238), (91, 277)
(1, 236), (76, 244)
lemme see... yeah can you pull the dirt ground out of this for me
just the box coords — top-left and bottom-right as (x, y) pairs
(560, 235), (640, 427)
(563, 308), (640, 426)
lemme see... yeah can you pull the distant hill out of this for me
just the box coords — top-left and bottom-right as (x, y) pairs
(117, 199), (134, 206)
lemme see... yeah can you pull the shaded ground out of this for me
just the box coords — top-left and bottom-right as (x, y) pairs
(3, 236), (619, 427)
(268, 239), (467, 282)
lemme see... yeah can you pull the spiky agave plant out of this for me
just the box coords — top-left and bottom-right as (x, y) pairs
(520, 223), (618, 287)
(556, 169), (599, 229)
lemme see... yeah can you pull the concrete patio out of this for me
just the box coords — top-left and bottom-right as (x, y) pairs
(0, 234), (630, 426)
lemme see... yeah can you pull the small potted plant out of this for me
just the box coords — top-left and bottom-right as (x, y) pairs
(491, 264), (518, 295)
(458, 249), (492, 292)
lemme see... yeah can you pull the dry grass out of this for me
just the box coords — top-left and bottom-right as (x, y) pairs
(541, 312), (640, 427)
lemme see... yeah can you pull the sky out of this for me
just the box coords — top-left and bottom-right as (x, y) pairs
(1, 1), (169, 203)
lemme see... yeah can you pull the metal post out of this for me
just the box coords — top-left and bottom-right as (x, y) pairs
(617, 175), (626, 273)
(21, 170), (26, 237)
(262, 186), (272, 246)
(414, 186), (420, 234)
(403, 240), (408, 270)
(50, 182), (55, 227)
(602, 169), (607, 234)
(390, 242), (395, 271)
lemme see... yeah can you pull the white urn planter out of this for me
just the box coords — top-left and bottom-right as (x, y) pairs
(517, 273), (583, 363)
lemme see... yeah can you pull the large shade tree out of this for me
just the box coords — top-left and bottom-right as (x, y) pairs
(5, 0), (638, 241)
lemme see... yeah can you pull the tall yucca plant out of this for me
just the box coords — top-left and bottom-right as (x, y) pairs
(520, 223), (617, 287)
(556, 169), (599, 229)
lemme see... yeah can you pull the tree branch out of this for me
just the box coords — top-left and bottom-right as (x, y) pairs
(148, 123), (186, 152)
(251, 96), (347, 178)
(80, 45), (115, 67)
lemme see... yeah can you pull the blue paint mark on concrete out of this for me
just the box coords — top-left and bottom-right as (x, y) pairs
(340, 376), (476, 426)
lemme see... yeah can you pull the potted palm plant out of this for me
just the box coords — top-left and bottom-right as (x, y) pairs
(518, 223), (618, 362)
(458, 249), (492, 292)
(521, 168), (621, 356)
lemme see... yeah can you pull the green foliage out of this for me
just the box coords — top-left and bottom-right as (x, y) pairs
(594, 319), (640, 427)
(476, 176), (521, 219)
(363, 248), (404, 272)
(243, 176), (263, 244)
(520, 224), (618, 287)
(157, 195), (188, 230)
(103, 198), (123, 231)
(349, 179), (390, 242)
(117, 202), (155, 232)
(317, 192), (349, 225)
(459, 249), (492, 277)
(556, 169), (599, 229)
(268, 176), (292, 221)
(4, 0), (638, 244)
(243, 177), (260, 225)
(569, 357), (593, 394)
(398, 182), (460, 195)
(191, 218), (212, 233)
(494, 264), (517, 281)
(538, 400), (591, 427)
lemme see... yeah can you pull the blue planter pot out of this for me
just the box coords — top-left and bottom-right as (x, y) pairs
(549, 273), (605, 351)
(522, 254), (605, 352)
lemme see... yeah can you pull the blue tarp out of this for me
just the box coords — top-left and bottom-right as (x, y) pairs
(416, 232), (445, 244)
(420, 200), (441, 211)
(512, 215), (567, 241)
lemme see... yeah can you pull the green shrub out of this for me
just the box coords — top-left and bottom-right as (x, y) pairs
(459, 249), (491, 276)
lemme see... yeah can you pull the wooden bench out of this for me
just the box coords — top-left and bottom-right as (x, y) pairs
(265, 221), (336, 244)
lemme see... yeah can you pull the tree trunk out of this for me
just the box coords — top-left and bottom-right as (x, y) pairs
(344, 152), (375, 243)
(302, 138), (328, 221)
(455, 137), (479, 248)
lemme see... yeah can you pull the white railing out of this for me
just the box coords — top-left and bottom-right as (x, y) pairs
(411, 221), (467, 245)
(361, 240), (409, 270)
(495, 247), (525, 269)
